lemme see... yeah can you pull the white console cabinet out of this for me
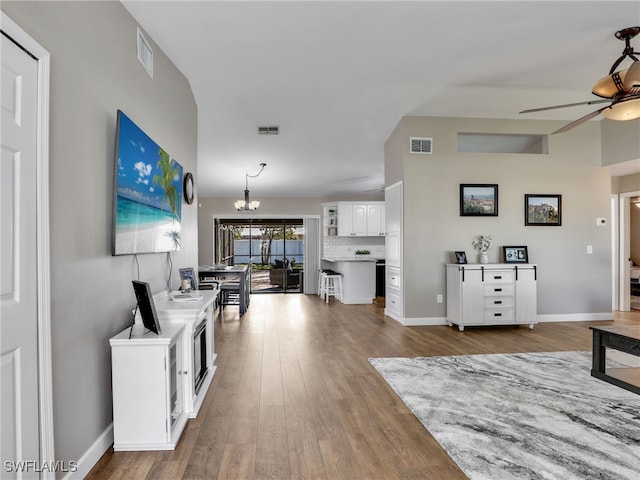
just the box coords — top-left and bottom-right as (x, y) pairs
(110, 324), (187, 451)
(153, 290), (218, 418)
(446, 264), (537, 331)
(110, 289), (219, 451)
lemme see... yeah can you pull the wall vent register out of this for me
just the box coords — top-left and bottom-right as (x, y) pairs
(410, 137), (432, 154)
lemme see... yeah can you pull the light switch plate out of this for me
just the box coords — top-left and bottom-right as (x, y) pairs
(596, 218), (606, 226)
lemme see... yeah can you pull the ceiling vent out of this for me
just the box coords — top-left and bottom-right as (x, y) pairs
(410, 137), (432, 154)
(258, 126), (279, 135)
(137, 27), (153, 79)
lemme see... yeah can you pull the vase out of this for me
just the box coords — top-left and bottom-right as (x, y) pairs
(479, 252), (489, 264)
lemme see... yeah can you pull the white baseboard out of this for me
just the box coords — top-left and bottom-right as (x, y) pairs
(384, 312), (448, 327)
(62, 423), (113, 480)
(536, 312), (614, 322)
(400, 317), (448, 327)
(386, 313), (614, 327)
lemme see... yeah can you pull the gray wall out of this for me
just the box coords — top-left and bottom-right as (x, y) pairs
(387, 116), (613, 318)
(1, 0), (198, 468)
(601, 118), (640, 166)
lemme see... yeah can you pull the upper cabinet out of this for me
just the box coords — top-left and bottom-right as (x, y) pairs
(338, 204), (367, 236)
(366, 203), (385, 236)
(324, 201), (385, 237)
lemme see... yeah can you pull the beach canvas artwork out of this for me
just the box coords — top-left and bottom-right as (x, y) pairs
(113, 111), (183, 255)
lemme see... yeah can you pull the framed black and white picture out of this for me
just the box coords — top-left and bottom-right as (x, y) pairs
(460, 184), (498, 216)
(503, 246), (529, 264)
(454, 251), (468, 264)
(525, 194), (561, 226)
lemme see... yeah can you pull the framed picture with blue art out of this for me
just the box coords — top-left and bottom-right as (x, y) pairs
(112, 110), (183, 255)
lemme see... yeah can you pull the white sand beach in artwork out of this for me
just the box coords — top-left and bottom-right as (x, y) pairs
(115, 220), (181, 254)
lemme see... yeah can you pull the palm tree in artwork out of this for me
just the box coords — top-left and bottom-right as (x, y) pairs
(153, 148), (180, 221)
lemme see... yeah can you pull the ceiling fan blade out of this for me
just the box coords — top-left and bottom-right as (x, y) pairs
(551, 107), (608, 135)
(519, 99), (610, 114)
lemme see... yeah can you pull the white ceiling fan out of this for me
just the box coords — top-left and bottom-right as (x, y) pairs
(520, 26), (640, 134)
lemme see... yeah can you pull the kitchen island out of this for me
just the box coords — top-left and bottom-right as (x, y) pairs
(321, 257), (377, 304)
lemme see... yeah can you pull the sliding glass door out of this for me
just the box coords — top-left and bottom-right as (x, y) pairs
(217, 218), (304, 293)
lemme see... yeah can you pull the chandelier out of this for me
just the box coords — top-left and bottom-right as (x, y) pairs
(234, 163), (267, 211)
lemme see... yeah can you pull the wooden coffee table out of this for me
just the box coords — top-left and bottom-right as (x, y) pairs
(590, 326), (640, 395)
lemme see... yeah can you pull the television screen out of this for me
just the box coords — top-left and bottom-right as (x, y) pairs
(132, 280), (162, 335)
(113, 110), (183, 255)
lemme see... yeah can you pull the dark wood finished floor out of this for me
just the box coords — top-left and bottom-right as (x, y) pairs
(87, 295), (640, 479)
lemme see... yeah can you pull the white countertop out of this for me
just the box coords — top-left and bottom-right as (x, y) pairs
(322, 257), (380, 262)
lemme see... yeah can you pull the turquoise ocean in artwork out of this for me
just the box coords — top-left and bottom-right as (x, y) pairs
(116, 195), (176, 230)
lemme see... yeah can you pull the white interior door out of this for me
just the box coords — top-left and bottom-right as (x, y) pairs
(1, 32), (40, 473)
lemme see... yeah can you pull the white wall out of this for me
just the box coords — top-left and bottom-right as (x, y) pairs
(1, 0), (198, 469)
(387, 116), (612, 319)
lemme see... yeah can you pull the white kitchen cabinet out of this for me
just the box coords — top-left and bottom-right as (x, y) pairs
(110, 323), (187, 451)
(338, 203), (367, 236)
(384, 182), (403, 321)
(366, 203), (385, 236)
(446, 264), (537, 331)
(385, 265), (403, 317)
(322, 201), (385, 238)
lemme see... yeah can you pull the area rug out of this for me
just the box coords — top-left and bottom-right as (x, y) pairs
(369, 351), (639, 480)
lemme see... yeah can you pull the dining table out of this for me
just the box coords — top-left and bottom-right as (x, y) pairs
(198, 265), (251, 315)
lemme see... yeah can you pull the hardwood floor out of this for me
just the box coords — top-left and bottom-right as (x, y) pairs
(87, 295), (640, 480)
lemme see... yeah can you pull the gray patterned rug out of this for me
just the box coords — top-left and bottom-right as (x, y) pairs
(369, 351), (640, 480)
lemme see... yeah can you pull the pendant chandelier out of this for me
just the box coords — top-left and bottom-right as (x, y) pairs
(234, 163), (267, 211)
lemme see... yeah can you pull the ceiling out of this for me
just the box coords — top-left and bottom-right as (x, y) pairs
(121, 1), (640, 199)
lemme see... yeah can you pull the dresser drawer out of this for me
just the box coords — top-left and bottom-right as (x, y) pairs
(484, 309), (514, 322)
(484, 270), (514, 284)
(484, 296), (514, 309)
(484, 285), (514, 296)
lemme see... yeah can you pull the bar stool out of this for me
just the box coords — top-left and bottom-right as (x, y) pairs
(319, 270), (343, 304)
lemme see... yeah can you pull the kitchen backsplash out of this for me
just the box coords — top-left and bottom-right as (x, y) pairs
(323, 235), (385, 258)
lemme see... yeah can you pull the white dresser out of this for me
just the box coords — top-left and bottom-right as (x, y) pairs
(446, 264), (537, 331)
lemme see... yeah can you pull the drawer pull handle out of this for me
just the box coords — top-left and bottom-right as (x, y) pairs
(494, 276), (502, 279)
(494, 300), (502, 304)
(494, 313), (502, 317)
(495, 288), (502, 292)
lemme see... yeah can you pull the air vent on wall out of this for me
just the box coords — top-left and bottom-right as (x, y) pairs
(410, 137), (432, 154)
(258, 126), (279, 135)
(137, 27), (153, 79)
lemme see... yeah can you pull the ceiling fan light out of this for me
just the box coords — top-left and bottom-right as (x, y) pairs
(592, 69), (627, 98)
(623, 61), (640, 92)
(601, 98), (640, 120)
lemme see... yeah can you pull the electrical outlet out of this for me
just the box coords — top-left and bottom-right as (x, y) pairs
(436, 294), (443, 304)
(587, 245), (593, 254)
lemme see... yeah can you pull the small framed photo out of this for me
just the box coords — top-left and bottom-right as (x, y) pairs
(503, 246), (528, 264)
(525, 194), (561, 226)
(453, 251), (468, 264)
(179, 267), (197, 290)
(460, 184), (498, 216)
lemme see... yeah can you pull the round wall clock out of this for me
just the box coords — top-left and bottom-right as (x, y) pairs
(183, 172), (195, 205)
